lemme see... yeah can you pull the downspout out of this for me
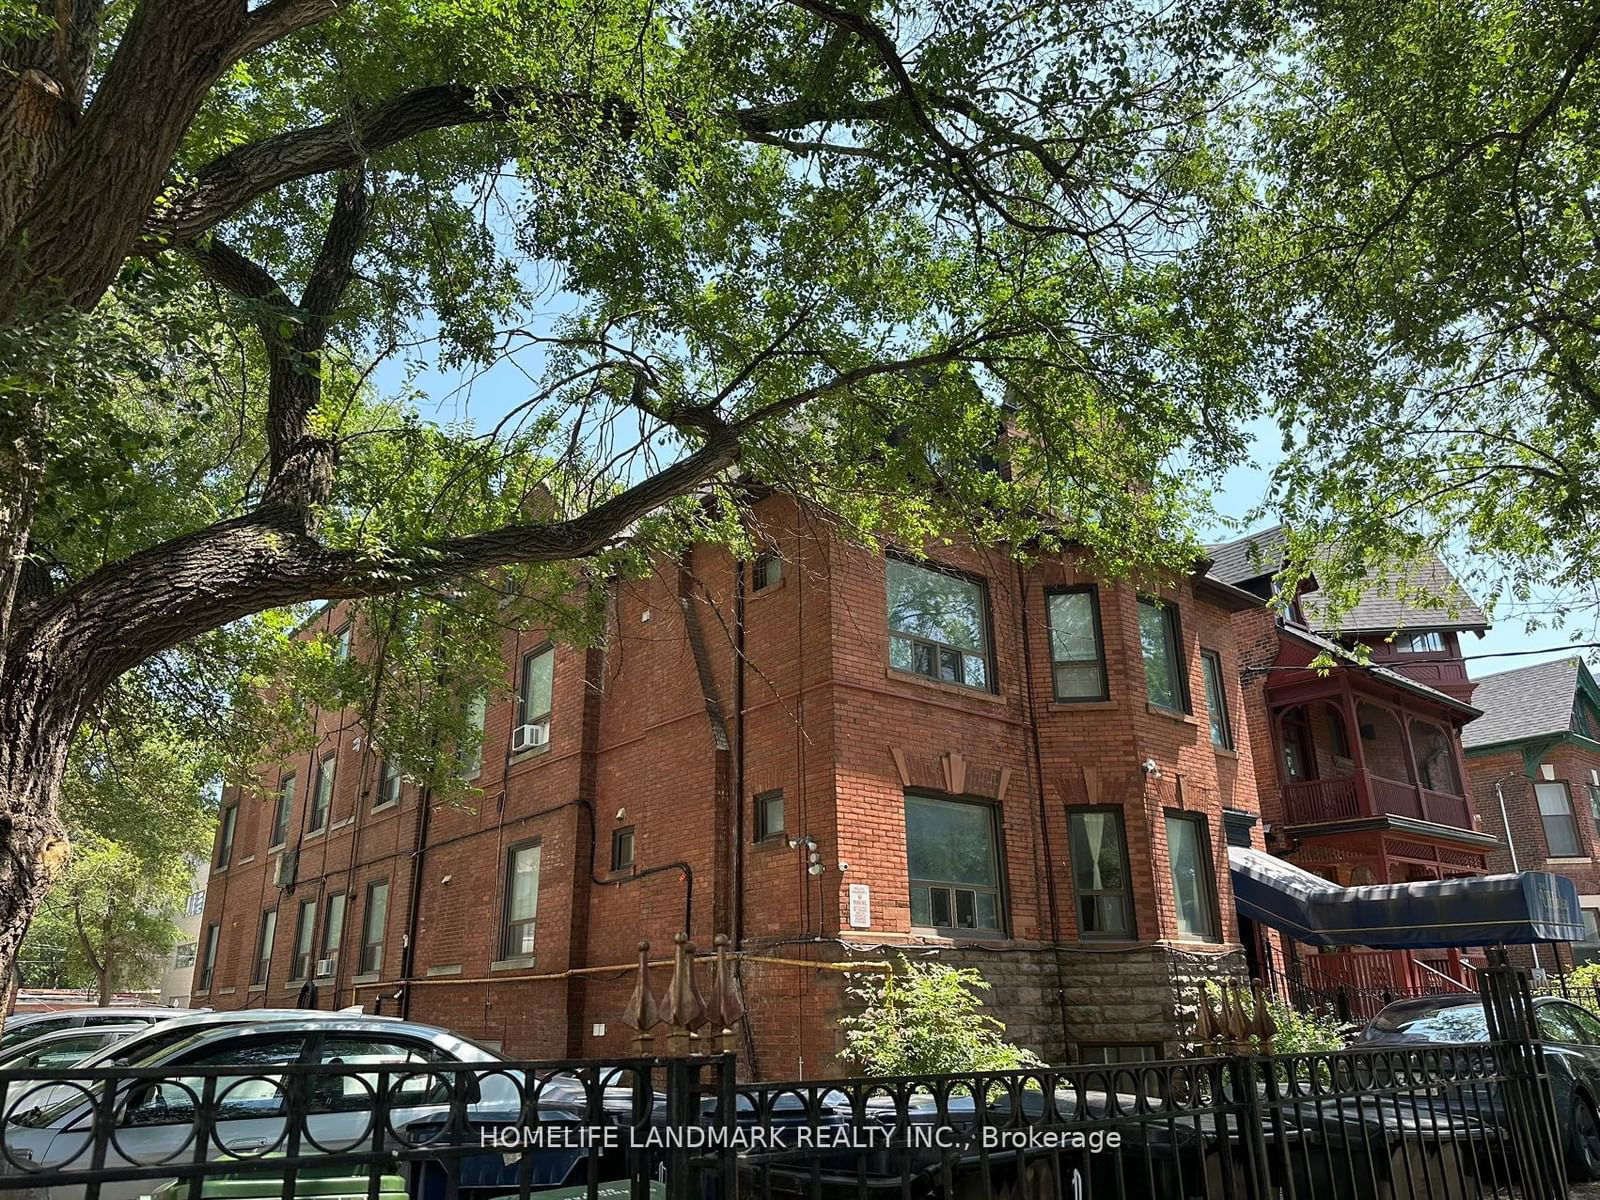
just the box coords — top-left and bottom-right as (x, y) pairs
(733, 557), (747, 948)
(1017, 564), (1073, 1053)
(397, 781), (433, 1018)
(1495, 776), (1542, 971)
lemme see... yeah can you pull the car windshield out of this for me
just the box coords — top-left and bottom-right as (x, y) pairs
(1370, 1003), (1489, 1042)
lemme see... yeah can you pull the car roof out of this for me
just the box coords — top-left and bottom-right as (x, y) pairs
(6, 1006), (174, 1024)
(132, 1017), (499, 1066)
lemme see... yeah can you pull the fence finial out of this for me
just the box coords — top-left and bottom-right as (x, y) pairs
(707, 933), (746, 1054)
(621, 940), (659, 1054)
(1195, 985), (1219, 1052)
(1251, 979), (1277, 1054)
(662, 932), (705, 1054)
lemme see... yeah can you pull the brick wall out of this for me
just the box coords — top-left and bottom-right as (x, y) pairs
(198, 494), (1265, 1074)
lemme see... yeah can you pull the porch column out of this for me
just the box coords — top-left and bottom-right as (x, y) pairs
(1396, 701), (1426, 818)
(1339, 679), (1372, 817)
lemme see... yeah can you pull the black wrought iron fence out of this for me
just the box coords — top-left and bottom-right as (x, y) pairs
(0, 1041), (1569, 1200)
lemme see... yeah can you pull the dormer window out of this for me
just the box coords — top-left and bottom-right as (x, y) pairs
(1394, 631), (1444, 653)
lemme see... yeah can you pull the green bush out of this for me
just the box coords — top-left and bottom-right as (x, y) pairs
(841, 958), (1044, 1076)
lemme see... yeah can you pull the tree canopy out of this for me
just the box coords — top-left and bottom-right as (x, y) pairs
(2, 0), (1600, 978)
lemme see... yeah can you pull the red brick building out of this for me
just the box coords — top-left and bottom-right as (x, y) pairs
(1465, 657), (1600, 968)
(1208, 528), (1496, 1004)
(194, 494), (1271, 1074)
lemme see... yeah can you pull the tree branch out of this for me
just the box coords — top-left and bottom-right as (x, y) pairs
(233, 0), (348, 61)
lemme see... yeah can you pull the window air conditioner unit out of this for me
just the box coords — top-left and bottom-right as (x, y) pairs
(274, 851), (298, 889)
(314, 957), (337, 978)
(512, 723), (549, 752)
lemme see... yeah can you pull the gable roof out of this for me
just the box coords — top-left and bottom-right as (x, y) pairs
(1461, 657), (1592, 751)
(1205, 526), (1489, 636)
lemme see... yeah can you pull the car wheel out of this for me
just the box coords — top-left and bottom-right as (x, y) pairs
(1570, 1096), (1600, 1182)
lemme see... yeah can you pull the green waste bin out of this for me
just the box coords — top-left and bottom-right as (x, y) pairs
(145, 1163), (408, 1199)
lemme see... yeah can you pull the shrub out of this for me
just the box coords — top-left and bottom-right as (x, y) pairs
(841, 958), (1044, 1076)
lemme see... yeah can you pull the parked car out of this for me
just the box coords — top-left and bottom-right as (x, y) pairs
(0, 1016), (521, 1200)
(0, 1007), (177, 1055)
(0, 1006), (395, 1117)
(1354, 992), (1600, 1180)
(0, 1024), (146, 1072)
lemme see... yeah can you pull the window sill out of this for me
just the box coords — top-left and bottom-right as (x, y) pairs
(753, 834), (788, 849)
(267, 842), (287, 853)
(907, 926), (1008, 942)
(608, 866), (636, 879)
(369, 800), (399, 816)
(1047, 699), (1117, 712)
(303, 828), (324, 842)
(750, 576), (786, 598)
(510, 743), (552, 765)
(313, 971), (336, 981)
(885, 668), (1004, 704)
(1549, 856), (1594, 865)
(235, 855), (256, 867)
(352, 971), (380, 984)
(1146, 703), (1199, 725)
(330, 816), (354, 831)
(491, 956), (537, 972)
(426, 964), (463, 977)
(248, 984), (266, 994)
(217, 987), (236, 996)
(1212, 747), (1239, 761)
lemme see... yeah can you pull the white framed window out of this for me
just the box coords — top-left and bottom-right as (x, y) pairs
(502, 842), (541, 958)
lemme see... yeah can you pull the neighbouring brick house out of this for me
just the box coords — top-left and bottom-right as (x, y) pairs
(1464, 657), (1600, 968)
(1207, 528), (1497, 1007)
(195, 493), (1269, 1075)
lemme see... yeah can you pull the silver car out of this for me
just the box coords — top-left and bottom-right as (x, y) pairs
(1, 1007), (392, 1115)
(0, 1026), (146, 1072)
(0, 1017), (518, 1200)
(0, 1009), (177, 1057)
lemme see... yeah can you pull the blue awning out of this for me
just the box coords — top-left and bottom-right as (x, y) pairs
(1229, 846), (1586, 948)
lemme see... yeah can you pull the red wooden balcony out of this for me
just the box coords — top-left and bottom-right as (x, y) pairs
(1282, 769), (1473, 829)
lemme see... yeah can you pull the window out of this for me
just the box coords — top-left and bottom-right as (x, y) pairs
(1576, 699), (1600, 741)
(1164, 814), (1219, 941)
(517, 645), (555, 735)
(457, 692), (486, 777)
(1536, 781), (1583, 858)
(252, 908), (278, 986)
(1581, 908), (1600, 947)
(611, 826), (636, 872)
(1408, 720), (1462, 793)
(1046, 588), (1108, 702)
(334, 624), (352, 660)
(291, 898), (317, 981)
(319, 893), (346, 976)
(173, 942), (197, 969)
(375, 758), (402, 808)
(185, 888), (207, 917)
(215, 806), (237, 869)
(359, 881), (389, 975)
(1589, 783), (1600, 827)
(886, 558), (992, 691)
(1394, 630), (1444, 654)
(1067, 808), (1134, 938)
(309, 752), (336, 832)
(1200, 649), (1233, 750)
(1326, 709), (1352, 760)
(1138, 598), (1188, 712)
(270, 773), (295, 848)
(756, 790), (785, 841)
(501, 842), (540, 959)
(1078, 1043), (1161, 1065)
(752, 551), (783, 592)
(124, 1035), (306, 1127)
(904, 795), (1003, 933)
(197, 924), (219, 991)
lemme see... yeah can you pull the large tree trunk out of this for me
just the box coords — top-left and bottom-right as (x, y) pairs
(0, 650), (76, 982)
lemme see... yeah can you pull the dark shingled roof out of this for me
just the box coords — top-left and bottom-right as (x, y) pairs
(1461, 657), (1583, 750)
(1206, 525), (1289, 588)
(1205, 526), (1489, 636)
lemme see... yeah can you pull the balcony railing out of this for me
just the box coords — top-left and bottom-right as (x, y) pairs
(1281, 769), (1472, 829)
